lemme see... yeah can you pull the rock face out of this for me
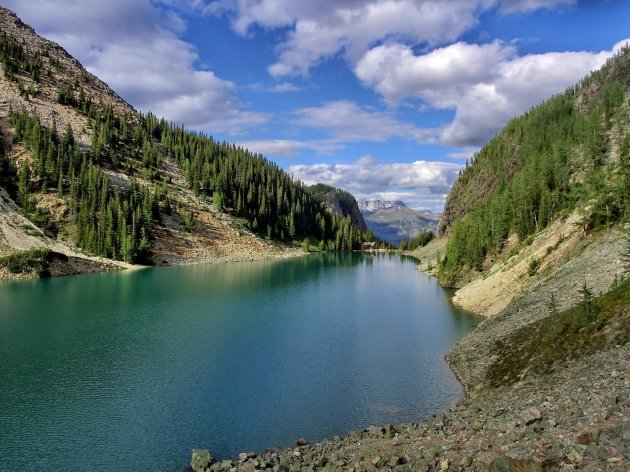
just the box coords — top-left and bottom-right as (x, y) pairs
(357, 199), (407, 212)
(306, 184), (368, 231)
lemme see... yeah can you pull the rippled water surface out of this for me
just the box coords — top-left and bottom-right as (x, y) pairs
(0, 253), (478, 471)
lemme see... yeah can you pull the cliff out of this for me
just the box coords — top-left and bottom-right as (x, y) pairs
(306, 183), (368, 231)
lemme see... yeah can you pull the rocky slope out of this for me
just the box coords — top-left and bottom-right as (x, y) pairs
(0, 7), (323, 279)
(450, 212), (626, 316)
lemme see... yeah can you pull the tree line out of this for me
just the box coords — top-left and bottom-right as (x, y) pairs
(144, 112), (371, 250)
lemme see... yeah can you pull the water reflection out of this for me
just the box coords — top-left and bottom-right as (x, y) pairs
(0, 254), (479, 471)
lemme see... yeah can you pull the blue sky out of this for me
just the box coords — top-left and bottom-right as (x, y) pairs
(3, 0), (630, 211)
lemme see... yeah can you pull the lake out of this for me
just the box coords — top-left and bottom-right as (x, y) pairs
(0, 253), (478, 471)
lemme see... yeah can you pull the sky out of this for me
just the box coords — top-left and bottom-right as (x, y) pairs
(2, 0), (630, 211)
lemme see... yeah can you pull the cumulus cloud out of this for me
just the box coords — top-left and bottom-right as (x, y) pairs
(268, 82), (302, 93)
(355, 41), (515, 105)
(441, 48), (619, 146)
(238, 139), (307, 157)
(498, 0), (575, 13)
(289, 155), (461, 211)
(355, 40), (625, 147)
(446, 150), (477, 160)
(237, 139), (341, 157)
(3, 0), (267, 134)
(208, 0), (578, 77)
(294, 100), (438, 143)
(208, 0), (481, 76)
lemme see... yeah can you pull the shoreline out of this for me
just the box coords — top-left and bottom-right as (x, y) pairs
(0, 244), (307, 281)
(186, 236), (629, 471)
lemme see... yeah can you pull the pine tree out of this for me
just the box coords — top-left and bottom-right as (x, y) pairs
(623, 230), (630, 277)
(578, 281), (597, 325)
(546, 292), (561, 337)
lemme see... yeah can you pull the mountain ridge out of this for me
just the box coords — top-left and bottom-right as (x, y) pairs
(357, 199), (406, 212)
(0, 8), (371, 278)
(306, 183), (368, 232)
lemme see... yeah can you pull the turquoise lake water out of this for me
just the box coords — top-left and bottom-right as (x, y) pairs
(0, 253), (478, 471)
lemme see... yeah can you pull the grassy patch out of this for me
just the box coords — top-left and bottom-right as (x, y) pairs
(527, 257), (540, 276)
(0, 247), (53, 276)
(487, 278), (630, 388)
(20, 223), (43, 237)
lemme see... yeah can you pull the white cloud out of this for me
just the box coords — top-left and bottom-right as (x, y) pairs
(209, 0), (578, 77)
(237, 139), (341, 157)
(355, 41), (514, 105)
(441, 48), (616, 146)
(498, 0), (575, 13)
(374, 191), (416, 201)
(269, 82), (302, 93)
(3, 0), (267, 134)
(238, 139), (307, 157)
(289, 155), (461, 211)
(211, 0), (482, 76)
(355, 39), (626, 147)
(293, 100), (438, 143)
(446, 150), (477, 160)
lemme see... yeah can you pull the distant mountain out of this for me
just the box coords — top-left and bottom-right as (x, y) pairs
(358, 200), (440, 244)
(357, 199), (406, 212)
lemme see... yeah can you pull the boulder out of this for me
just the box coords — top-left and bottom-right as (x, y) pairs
(384, 424), (398, 438)
(520, 407), (542, 425)
(191, 449), (213, 472)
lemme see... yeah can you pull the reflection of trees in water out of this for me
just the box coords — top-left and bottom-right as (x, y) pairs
(191, 253), (366, 293)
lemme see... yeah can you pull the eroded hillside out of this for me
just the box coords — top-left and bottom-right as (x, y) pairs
(0, 7), (371, 279)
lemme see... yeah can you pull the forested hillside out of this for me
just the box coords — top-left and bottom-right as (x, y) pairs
(151, 117), (371, 250)
(305, 183), (368, 231)
(0, 8), (371, 273)
(438, 46), (630, 283)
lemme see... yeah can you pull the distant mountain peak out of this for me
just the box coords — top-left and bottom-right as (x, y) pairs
(357, 199), (407, 212)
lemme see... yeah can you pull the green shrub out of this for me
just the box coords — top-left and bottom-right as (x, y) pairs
(0, 248), (52, 276)
(528, 257), (540, 276)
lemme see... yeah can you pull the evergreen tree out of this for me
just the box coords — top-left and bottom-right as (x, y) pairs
(578, 281), (597, 325)
(623, 230), (630, 277)
(546, 292), (561, 337)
